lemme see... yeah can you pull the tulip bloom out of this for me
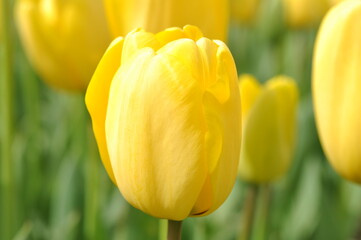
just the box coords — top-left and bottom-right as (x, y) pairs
(238, 75), (298, 183)
(282, 0), (330, 28)
(15, 0), (110, 91)
(85, 26), (242, 220)
(230, 0), (260, 24)
(313, 0), (361, 184)
(103, 0), (228, 41)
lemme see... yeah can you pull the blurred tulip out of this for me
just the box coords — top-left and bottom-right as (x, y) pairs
(103, 0), (228, 41)
(85, 25), (242, 220)
(329, 0), (345, 6)
(230, 0), (260, 24)
(15, 0), (111, 91)
(282, 0), (330, 28)
(313, 0), (361, 184)
(238, 75), (298, 183)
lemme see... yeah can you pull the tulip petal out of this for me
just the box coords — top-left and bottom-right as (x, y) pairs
(155, 27), (187, 46)
(239, 74), (262, 123)
(197, 46), (241, 216)
(183, 25), (204, 41)
(85, 37), (124, 184)
(122, 29), (160, 63)
(157, 38), (203, 86)
(106, 46), (208, 220)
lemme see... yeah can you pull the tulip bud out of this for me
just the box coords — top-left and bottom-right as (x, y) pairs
(85, 25), (242, 220)
(282, 0), (330, 28)
(313, 0), (361, 184)
(15, 0), (111, 91)
(238, 75), (298, 183)
(103, 0), (229, 41)
(230, 0), (260, 24)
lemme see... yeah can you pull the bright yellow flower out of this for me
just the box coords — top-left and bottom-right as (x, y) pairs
(15, 0), (111, 91)
(230, 0), (260, 24)
(282, 0), (330, 28)
(238, 75), (298, 183)
(85, 26), (242, 220)
(313, 0), (361, 184)
(103, 0), (229, 41)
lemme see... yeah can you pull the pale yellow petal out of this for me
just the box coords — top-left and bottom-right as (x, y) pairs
(85, 37), (124, 184)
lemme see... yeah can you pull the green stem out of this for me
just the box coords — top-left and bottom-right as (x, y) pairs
(239, 184), (259, 240)
(254, 185), (271, 240)
(0, 0), (16, 239)
(159, 219), (168, 240)
(167, 220), (182, 240)
(81, 95), (99, 240)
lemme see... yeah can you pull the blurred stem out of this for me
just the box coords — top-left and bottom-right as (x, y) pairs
(239, 183), (259, 240)
(159, 219), (167, 240)
(82, 97), (99, 240)
(167, 220), (182, 240)
(0, 0), (16, 239)
(254, 185), (271, 240)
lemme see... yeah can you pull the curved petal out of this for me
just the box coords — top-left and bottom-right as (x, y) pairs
(85, 37), (124, 183)
(196, 42), (241, 216)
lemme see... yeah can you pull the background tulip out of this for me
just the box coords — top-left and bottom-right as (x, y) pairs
(15, 0), (111, 91)
(313, 0), (361, 184)
(103, 0), (228, 41)
(230, 0), (260, 24)
(282, 0), (330, 28)
(238, 75), (298, 183)
(86, 26), (242, 221)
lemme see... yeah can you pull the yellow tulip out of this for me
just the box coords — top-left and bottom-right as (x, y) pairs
(282, 0), (330, 28)
(313, 0), (361, 184)
(230, 0), (260, 24)
(238, 75), (298, 183)
(328, 0), (345, 6)
(103, 0), (229, 41)
(15, 0), (111, 91)
(85, 25), (242, 220)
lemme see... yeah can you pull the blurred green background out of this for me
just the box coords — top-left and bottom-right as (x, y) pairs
(1, 0), (361, 239)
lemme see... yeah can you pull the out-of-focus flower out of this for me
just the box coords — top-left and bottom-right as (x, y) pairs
(15, 0), (111, 91)
(328, 0), (345, 6)
(238, 75), (298, 183)
(103, 0), (228, 41)
(230, 0), (260, 24)
(313, 0), (361, 184)
(85, 25), (242, 220)
(282, 0), (330, 28)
